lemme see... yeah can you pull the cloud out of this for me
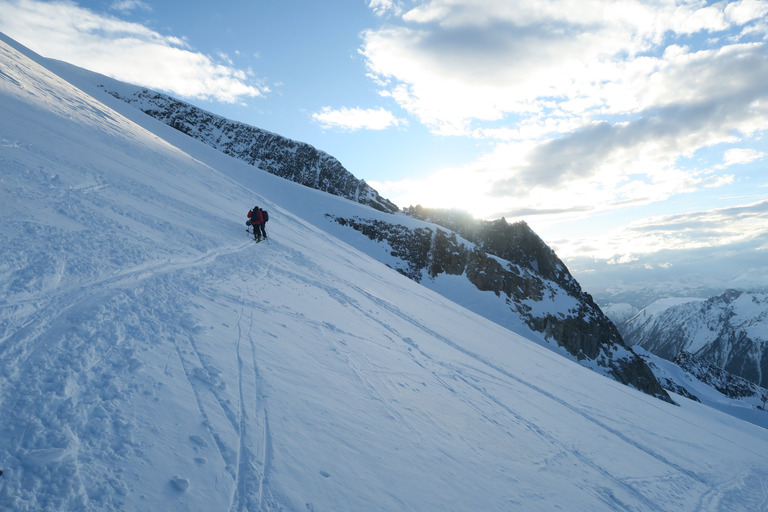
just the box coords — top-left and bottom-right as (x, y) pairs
(312, 106), (405, 131)
(552, 199), (768, 304)
(725, 0), (768, 25)
(496, 62), (768, 190)
(362, 1), (653, 132)
(629, 200), (768, 238)
(0, 0), (265, 103)
(368, 0), (403, 17)
(362, 1), (768, 135)
(562, 199), (768, 263)
(361, 0), (768, 223)
(719, 148), (766, 168)
(110, 0), (151, 13)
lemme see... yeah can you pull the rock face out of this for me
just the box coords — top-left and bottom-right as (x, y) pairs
(673, 351), (768, 404)
(622, 290), (768, 387)
(102, 87), (398, 214)
(330, 208), (671, 403)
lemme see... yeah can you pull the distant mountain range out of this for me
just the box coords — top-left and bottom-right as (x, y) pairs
(615, 290), (768, 388)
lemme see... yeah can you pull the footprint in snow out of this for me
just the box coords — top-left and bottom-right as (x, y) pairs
(170, 476), (190, 491)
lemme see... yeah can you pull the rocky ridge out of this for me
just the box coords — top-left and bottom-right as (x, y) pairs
(330, 209), (670, 402)
(672, 351), (768, 405)
(101, 87), (398, 214)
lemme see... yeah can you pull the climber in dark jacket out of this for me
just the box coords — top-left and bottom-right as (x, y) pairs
(256, 207), (268, 240)
(247, 206), (264, 241)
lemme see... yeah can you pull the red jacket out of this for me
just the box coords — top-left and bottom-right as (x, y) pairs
(248, 209), (263, 225)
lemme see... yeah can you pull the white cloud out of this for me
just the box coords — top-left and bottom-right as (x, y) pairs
(359, 0), (768, 227)
(368, 0), (402, 17)
(0, 0), (264, 103)
(312, 106), (405, 131)
(110, 0), (151, 13)
(721, 148), (765, 167)
(361, 1), (768, 135)
(725, 0), (768, 25)
(562, 199), (768, 262)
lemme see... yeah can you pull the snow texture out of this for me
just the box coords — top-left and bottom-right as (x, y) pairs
(2, 33), (768, 511)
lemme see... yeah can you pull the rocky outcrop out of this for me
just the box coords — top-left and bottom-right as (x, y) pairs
(102, 87), (398, 214)
(673, 351), (768, 404)
(329, 212), (672, 403)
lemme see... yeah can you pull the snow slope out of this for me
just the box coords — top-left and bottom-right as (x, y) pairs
(3, 33), (768, 511)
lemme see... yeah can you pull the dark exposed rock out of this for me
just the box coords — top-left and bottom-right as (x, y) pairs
(405, 206), (578, 293)
(673, 351), (768, 404)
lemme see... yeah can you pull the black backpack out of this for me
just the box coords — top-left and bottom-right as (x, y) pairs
(261, 209), (269, 222)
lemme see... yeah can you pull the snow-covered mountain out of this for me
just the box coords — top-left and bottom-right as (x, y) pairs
(670, 351), (768, 406)
(3, 33), (768, 511)
(604, 298), (768, 428)
(82, 75), (668, 401)
(602, 302), (641, 327)
(581, 256), (768, 313)
(621, 290), (768, 388)
(91, 56), (768, 432)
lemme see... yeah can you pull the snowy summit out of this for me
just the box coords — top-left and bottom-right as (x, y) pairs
(2, 33), (768, 511)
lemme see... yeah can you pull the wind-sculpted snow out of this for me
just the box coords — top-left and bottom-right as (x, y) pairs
(4, 33), (768, 511)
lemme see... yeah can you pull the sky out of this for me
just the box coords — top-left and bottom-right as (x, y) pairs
(1, 0), (767, 297)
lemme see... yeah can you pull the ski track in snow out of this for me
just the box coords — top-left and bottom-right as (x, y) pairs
(299, 260), (768, 509)
(696, 465), (768, 511)
(229, 301), (275, 512)
(1, 243), (251, 378)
